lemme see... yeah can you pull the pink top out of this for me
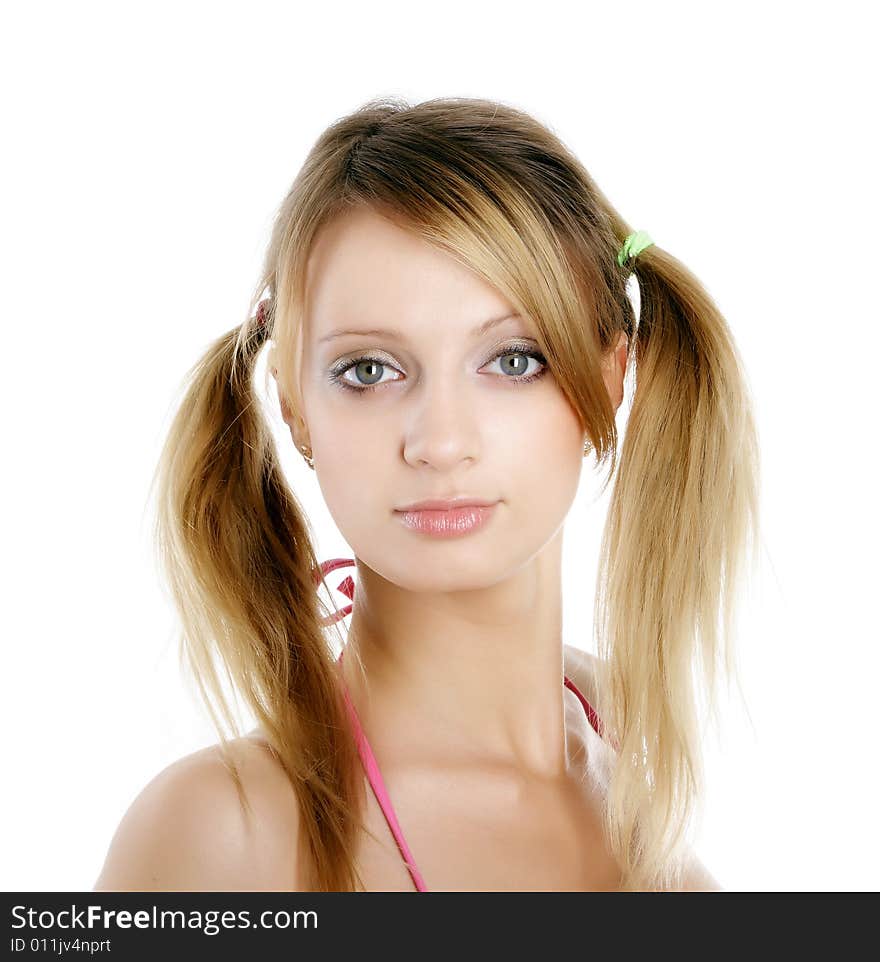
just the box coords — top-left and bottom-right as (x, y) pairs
(336, 648), (606, 892)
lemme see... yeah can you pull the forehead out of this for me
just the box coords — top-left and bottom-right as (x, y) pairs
(304, 206), (517, 340)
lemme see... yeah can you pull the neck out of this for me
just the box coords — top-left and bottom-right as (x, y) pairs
(338, 528), (576, 780)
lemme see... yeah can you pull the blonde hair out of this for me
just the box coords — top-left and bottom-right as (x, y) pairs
(152, 96), (760, 891)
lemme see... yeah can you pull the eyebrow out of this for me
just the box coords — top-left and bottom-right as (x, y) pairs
(317, 311), (523, 344)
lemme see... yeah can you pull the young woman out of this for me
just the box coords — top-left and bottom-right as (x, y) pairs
(94, 96), (759, 893)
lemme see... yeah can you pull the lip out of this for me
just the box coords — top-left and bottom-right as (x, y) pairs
(394, 499), (499, 538)
(396, 496), (498, 511)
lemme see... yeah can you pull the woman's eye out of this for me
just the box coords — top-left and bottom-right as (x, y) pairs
(485, 351), (545, 379)
(329, 345), (548, 396)
(337, 358), (402, 391)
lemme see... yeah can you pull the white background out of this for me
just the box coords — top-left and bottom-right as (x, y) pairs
(2, 1), (877, 892)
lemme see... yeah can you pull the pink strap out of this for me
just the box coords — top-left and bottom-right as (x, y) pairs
(338, 649), (429, 892)
(564, 674), (605, 739)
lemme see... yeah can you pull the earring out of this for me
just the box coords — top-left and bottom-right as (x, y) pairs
(300, 444), (315, 469)
(583, 439), (592, 457)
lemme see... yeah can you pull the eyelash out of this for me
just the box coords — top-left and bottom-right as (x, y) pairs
(327, 342), (549, 396)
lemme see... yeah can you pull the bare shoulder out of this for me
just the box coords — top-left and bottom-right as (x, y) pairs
(93, 734), (305, 891)
(562, 645), (723, 892)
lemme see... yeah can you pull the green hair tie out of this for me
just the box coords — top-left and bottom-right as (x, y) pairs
(617, 230), (654, 267)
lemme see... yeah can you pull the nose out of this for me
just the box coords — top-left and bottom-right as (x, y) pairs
(401, 375), (481, 470)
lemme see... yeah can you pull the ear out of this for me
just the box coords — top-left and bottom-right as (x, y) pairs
(601, 331), (629, 412)
(270, 363), (310, 449)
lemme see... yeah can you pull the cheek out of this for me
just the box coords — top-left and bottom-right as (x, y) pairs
(502, 393), (585, 528)
(310, 426), (387, 540)
(305, 401), (404, 555)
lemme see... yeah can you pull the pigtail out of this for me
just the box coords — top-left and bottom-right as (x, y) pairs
(151, 309), (366, 891)
(593, 242), (761, 890)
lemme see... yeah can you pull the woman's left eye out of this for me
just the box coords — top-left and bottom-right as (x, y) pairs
(328, 344), (549, 396)
(487, 349), (547, 381)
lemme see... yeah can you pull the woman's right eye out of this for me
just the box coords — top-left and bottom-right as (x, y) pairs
(329, 356), (403, 395)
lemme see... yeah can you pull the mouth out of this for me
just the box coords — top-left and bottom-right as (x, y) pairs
(393, 500), (500, 538)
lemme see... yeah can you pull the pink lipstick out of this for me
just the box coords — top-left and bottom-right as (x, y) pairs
(394, 498), (499, 538)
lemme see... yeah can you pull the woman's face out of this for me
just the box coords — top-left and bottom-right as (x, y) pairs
(286, 205), (614, 592)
